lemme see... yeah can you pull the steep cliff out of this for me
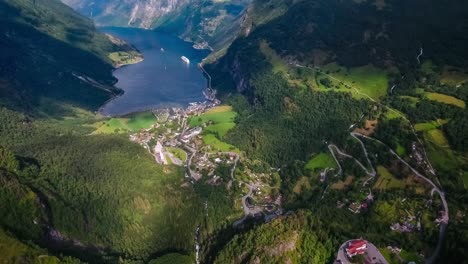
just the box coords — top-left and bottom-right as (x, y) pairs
(62, 0), (251, 50)
(62, 0), (191, 29)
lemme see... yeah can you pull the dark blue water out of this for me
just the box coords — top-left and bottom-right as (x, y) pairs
(100, 27), (209, 116)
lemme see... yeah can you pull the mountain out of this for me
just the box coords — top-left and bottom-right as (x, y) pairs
(62, 0), (191, 29)
(0, 0), (140, 112)
(213, 0), (468, 94)
(1, 0), (468, 263)
(204, 0), (468, 262)
(61, 0), (252, 50)
(0, 1), (208, 263)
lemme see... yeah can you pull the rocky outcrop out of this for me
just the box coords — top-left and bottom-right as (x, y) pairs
(62, 0), (251, 50)
(62, 0), (191, 29)
(231, 55), (249, 93)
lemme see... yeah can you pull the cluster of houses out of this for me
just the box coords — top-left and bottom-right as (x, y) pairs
(128, 98), (285, 221)
(410, 141), (436, 175)
(390, 213), (420, 233)
(181, 127), (202, 143)
(347, 191), (374, 214)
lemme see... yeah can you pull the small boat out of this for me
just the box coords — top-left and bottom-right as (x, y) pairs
(181, 56), (190, 64)
(161, 48), (165, 52)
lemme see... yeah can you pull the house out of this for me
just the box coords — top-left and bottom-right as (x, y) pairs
(348, 202), (362, 214)
(346, 240), (367, 258)
(181, 127), (202, 143)
(155, 141), (167, 165)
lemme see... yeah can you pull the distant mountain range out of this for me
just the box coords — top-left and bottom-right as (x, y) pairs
(61, 0), (252, 50)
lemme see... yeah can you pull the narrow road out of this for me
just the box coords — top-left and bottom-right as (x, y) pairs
(353, 133), (448, 264)
(328, 132), (376, 181)
(293, 61), (445, 263)
(335, 240), (388, 264)
(294, 63), (437, 176)
(220, 152), (268, 226)
(198, 63), (212, 89)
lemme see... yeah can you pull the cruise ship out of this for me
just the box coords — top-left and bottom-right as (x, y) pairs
(181, 56), (190, 64)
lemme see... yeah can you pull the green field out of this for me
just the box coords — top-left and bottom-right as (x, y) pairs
(322, 63), (390, 100)
(109, 51), (143, 67)
(373, 166), (403, 190)
(305, 153), (337, 171)
(426, 129), (450, 147)
(415, 122), (439, 132)
(425, 92), (465, 108)
(203, 134), (239, 153)
(93, 112), (156, 134)
(424, 129), (458, 172)
(189, 106), (237, 127)
(190, 106), (239, 152)
(205, 122), (236, 138)
(166, 147), (188, 161)
(259, 40), (389, 101)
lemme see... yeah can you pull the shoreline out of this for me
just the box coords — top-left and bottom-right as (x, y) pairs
(97, 29), (214, 118)
(98, 63), (215, 118)
(113, 56), (144, 69)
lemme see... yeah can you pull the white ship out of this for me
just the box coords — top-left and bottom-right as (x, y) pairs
(181, 56), (190, 64)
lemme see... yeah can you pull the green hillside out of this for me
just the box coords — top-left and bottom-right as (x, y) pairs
(0, 0), (136, 111)
(205, 0), (468, 262)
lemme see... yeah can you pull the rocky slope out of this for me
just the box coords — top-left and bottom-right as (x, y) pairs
(62, 0), (252, 50)
(62, 0), (191, 29)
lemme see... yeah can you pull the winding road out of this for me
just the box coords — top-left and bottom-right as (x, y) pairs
(352, 133), (448, 264)
(292, 63), (448, 263)
(328, 132), (377, 182)
(335, 240), (388, 264)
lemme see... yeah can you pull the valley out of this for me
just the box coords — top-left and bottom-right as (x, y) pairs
(1, 0), (468, 264)
(98, 27), (209, 116)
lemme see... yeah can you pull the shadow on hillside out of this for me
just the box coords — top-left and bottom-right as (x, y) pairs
(0, 1), (120, 116)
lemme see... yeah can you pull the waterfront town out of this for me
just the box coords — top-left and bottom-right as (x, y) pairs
(128, 88), (283, 225)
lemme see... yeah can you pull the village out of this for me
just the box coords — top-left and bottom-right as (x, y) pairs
(129, 90), (283, 224)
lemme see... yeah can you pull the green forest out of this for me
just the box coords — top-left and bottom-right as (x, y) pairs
(1, 0), (468, 263)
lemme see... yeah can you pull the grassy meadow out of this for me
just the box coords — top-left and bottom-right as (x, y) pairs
(189, 106), (237, 128)
(167, 147), (188, 161)
(305, 152), (337, 172)
(108, 51), (143, 67)
(323, 63), (389, 100)
(424, 129), (458, 172)
(425, 92), (465, 108)
(203, 134), (239, 152)
(373, 166), (403, 190)
(92, 111), (156, 134)
(189, 106), (239, 152)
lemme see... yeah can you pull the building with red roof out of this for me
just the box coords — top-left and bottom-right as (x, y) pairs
(346, 240), (367, 258)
